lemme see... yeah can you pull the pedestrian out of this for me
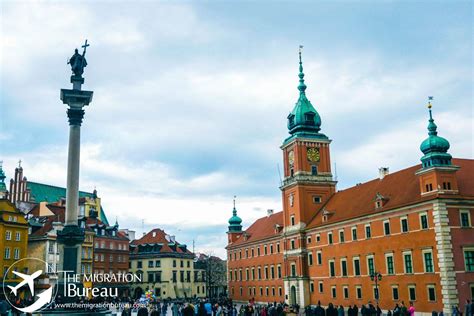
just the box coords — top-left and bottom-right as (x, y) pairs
(408, 302), (415, 316)
(338, 305), (345, 316)
(465, 300), (472, 316)
(400, 302), (408, 316)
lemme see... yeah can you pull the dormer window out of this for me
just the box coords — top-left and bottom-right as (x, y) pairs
(374, 192), (389, 209)
(305, 112), (315, 123)
(287, 114), (295, 128)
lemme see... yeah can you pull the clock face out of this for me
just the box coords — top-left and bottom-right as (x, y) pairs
(288, 150), (294, 165)
(307, 147), (320, 162)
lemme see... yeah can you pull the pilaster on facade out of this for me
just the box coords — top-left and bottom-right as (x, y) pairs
(432, 200), (459, 315)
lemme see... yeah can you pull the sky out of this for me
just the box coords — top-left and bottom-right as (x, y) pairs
(0, 0), (472, 258)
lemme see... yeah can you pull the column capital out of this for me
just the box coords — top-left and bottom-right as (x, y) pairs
(57, 224), (85, 246)
(67, 108), (85, 126)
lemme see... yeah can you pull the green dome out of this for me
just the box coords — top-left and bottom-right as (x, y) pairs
(420, 105), (452, 168)
(420, 135), (450, 154)
(228, 207), (242, 232)
(286, 51), (327, 143)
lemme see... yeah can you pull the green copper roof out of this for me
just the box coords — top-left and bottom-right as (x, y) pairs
(420, 103), (452, 168)
(285, 50), (327, 144)
(0, 163), (6, 192)
(228, 206), (242, 232)
(27, 182), (109, 225)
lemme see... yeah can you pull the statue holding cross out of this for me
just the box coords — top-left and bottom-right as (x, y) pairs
(68, 40), (89, 77)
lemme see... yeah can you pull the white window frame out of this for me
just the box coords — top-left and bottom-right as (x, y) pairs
(385, 253), (395, 275)
(367, 255), (375, 275)
(464, 247), (474, 272)
(419, 212), (429, 230)
(290, 215), (295, 226)
(339, 229), (345, 243)
(317, 250), (322, 265)
(353, 256), (361, 276)
(427, 284), (436, 302)
(365, 224), (371, 239)
(351, 227), (357, 241)
(460, 210), (472, 227)
(383, 220), (391, 236)
(328, 232), (333, 244)
(331, 285), (336, 298)
(422, 249), (434, 273)
(316, 234), (321, 242)
(329, 259), (336, 277)
(400, 216), (409, 233)
(15, 232), (20, 241)
(5, 231), (11, 241)
(340, 258), (348, 277)
(13, 248), (20, 259)
(307, 235), (312, 244)
(343, 286), (349, 299)
(392, 285), (399, 300)
(408, 285), (416, 301)
(403, 251), (414, 274)
(308, 252), (313, 266)
(318, 281), (323, 293)
(355, 286), (362, 299)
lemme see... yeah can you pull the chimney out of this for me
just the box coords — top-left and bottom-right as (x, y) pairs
(379, 167), (389, 180)
(170, 235), (176, 243)
(267, 209), (274, 217)
(152, 231), (156, 237)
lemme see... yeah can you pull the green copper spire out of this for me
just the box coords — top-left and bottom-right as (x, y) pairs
(420, 97), (452, 168)
(0, 161), (6, 193)
(285, 47), (326, 144)
(228, 196), (242, 232)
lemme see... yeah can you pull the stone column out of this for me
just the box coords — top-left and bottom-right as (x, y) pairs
(57, 75), (93, 274)
(433, 200), (459, 315)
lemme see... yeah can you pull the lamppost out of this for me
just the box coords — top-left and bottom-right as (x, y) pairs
(370, 271), (383, 303)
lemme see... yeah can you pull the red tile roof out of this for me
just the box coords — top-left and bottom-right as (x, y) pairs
(231, 158), (473, 246)
(231, 211), (283, 246)
(307, 158), (474, 228)
(130, 228), (192, 254)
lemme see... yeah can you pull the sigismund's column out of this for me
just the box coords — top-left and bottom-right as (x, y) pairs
(57, 41), (93, 275)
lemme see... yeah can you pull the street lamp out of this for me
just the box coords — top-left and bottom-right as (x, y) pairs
(370, 271), (383, 303)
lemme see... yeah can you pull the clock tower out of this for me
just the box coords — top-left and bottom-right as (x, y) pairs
(281, 50), (336, 230)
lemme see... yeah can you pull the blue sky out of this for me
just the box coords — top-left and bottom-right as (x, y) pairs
(1, 1), (472, 257)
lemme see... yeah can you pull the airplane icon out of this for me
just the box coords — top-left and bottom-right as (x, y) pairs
(7, 270), (42, 296)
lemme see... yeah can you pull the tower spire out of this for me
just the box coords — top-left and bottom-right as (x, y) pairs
(419, 96), (452, 168)
(298, 45), (306, 94)
(228, 195), (242, 232)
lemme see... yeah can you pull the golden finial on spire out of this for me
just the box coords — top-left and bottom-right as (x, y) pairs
(427, 96), (433, 109)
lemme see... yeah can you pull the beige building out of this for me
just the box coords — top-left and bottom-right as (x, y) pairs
(129, 228), (206, 299)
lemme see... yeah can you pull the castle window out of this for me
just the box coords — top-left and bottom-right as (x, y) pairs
(420, 213), (429, 229)
(343, 286), (349, 299)
(319, 281), (324, 293)
(404, 252), (413, 274)
(401, 217), (409, 232)
(443, 182), (452, 190)
(460, 210), (471, 227)
(341, 259), (348, 276)
(308, 252), (313, 266)
(331, 286), (336, 298)
(313, 195), (322, 204)
(316, 234), (321, 242)
(290, 239), (295, 249)
(311, 165), (318, 175)
(317, 251), (322, 265)
(290, 215), (295, 226)
(356, 286), (362, 299)
(425, 183), (433, 192)
(290, 263), (296, 277)
(307, 236), (311, 244)
(408, 285), (416, 301)
(352, 227), (357, 241)
(384, 221), (391, 235)
(427, 285), (436, 301)
(310, 282), (314, 293)
(328, 232), (333, 244)
(365, 225), (371, 239)
(290, 168), (294, 177)
(329, 260), (335, 277)
(339, 230), (345, 243)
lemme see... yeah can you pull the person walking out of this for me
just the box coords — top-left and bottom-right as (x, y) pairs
(465, 300), (472, 316)
(338, 305), (345, 316)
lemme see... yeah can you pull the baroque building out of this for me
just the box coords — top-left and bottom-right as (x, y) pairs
(129, 228), (206, 300)
(226, 52), (474, 315)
